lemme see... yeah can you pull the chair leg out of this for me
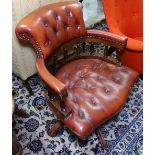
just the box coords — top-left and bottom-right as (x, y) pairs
(14, 105), (30, 118)
(96, 128), (108, 149)
(12, 131), (23, 155)
(47, 120), (63, 137)
(23, 79), (33, 96)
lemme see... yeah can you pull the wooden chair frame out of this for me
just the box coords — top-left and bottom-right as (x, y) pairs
(43, 33), (127, 148)
(44, 33), (127, 116)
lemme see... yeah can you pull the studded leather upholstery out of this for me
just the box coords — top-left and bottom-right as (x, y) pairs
(15, 1), (86, 59)
(15, 1), (139, 139)
(50, 58), (138, 138)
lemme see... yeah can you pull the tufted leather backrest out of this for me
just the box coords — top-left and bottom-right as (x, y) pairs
(15, 1), (86, 59)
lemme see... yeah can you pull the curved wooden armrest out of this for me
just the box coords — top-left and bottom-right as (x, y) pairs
(85, 29), (128, 66)
(87, 29), (128, 44)
(36, 58), (66, 95)
(87, 29), (128, 50)
(36, 58), (71, 117)
(107, 29), (143, 51)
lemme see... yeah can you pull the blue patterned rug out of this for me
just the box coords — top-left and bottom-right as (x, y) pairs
(12, 73), (143, 155)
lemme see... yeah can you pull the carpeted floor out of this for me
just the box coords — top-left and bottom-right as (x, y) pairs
(12, 20), (143, 155)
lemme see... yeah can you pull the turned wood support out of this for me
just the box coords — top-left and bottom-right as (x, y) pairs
(82, 42), (86, 52)
(12, 89), (30, 118)
(90, 43), (95, 55)
(104, 46), (109, 57)
(44, 89), (71, 117)
(74, 45), (80, 56)
(12, 131), (23, 155)
(47, 120), (63, 137)
(23, 79), (33, 96)
(115, 48), (121, 63)
(49, 34), (126, 70)
(96, 129), (108, 149)
(14, 105), (30, 118)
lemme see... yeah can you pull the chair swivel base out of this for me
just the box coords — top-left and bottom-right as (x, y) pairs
(47, 120), (63, 137)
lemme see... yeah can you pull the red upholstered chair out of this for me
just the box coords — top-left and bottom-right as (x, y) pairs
(102, 0), (143, 74)
(15, 1), (138, 146)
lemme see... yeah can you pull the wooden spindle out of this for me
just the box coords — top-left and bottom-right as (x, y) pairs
(63, 48), (68, 62)
(115, 48), (122, 66)
(74, 45), (80, 56)
(82, 42), (86, 52)
(116, 48), (121, 62)
(104, 46), (109, 57)
(90, 43), (95, 55)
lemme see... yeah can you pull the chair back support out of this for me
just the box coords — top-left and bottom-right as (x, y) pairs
(15, 1), (86, 59)
(102, 0), (143, 38)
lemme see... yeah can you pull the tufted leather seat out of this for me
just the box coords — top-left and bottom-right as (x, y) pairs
(52, 58), (138, 138)
(15, 1), (139, 140)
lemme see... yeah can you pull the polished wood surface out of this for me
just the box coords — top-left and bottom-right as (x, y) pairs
(47, 121), (63, 137)
(96, 128), (107, 149)
(12, 131), (23, 155)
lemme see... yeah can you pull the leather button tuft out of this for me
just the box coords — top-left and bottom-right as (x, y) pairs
(91, 64), (98, 71)
(76, 24), (80, 29)
(66, 9), (72, 16)
(112, 75), (122, 84)
(45, 39), (52, 46)
(97, 75), (104, 80)
(121, 67), (128, 73)
(44, 23), (48, 27)
(73, 96), (78, 103)
(90, 97), (96, 105)
(42, 20), (48, 27)
(55, 16), (59, 20)
(103, 87), (111, 95)
(55, 15), (59, 20)
(53, 27), (58, 35)
(78, 109), (85, 118)
(64, 23), (67, 29)
(80, 69), (89, 78)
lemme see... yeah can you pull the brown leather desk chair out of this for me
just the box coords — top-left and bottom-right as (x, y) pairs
(15, 1), (138, 146)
